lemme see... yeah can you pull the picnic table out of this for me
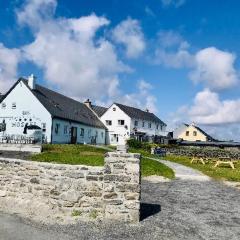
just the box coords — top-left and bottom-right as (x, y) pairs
(214, 157), (236, 169)
(190, 155), (210, 165)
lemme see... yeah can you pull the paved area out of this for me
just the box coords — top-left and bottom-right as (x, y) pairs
(1, 160), (240, 240)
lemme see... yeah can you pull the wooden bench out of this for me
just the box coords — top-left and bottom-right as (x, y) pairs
(191, 155), (208, 165)
(214, 157), (236, 169)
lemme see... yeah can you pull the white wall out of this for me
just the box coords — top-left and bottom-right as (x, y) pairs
(52, 118), (106, 144)
(130, 118), (167, 137)
(100, 104), (131, 145)
(101, 103), (167, 145)
(0, 81), (52, 142)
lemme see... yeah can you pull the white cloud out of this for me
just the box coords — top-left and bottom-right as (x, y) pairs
(189, 89), (240, 125)
(145, 6), (156, 17)
(154, 30), (193, 68)
(0, 43), (21, 93)
(154, 32), (239, 90)
(119, 80), (158, 113)
(16, 0), (131, 102)
(112, 18), (145, 59)
(190, 47), (239, 90)
(161, 0), (186, 8)
(17, 0), (57, 30)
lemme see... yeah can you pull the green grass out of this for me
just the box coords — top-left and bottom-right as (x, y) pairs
(164, 155), (240, 182)
(31, 144), (106, 166)
(30, 144), (174, 179)
(129, 147), (174, 178)
(141, 157), (175, 178)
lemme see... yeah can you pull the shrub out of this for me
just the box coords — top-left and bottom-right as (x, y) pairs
(127, 139), (142, 148)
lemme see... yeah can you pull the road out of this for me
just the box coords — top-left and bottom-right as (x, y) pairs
(1, 160), (240, 240)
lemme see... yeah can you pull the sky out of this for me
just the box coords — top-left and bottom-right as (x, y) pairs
(0, 0), (240, 141)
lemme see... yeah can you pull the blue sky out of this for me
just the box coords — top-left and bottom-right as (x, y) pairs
(0, 0), (240, 140)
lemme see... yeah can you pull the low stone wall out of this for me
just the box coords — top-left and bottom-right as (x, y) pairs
(0, 143), (42, 153)
(164, 146), (240, 159)
(0, 152), (141, 223)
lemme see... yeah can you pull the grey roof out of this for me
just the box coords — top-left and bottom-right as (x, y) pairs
(0, 94), (4, 102)
(91, 105), (108, 117)
(19, 79), (106, 129)
(115, 103), (167, 126)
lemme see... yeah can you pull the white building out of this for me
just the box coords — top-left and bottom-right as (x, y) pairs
(0, 76), (106, 144)
(89, 102), (167, 145)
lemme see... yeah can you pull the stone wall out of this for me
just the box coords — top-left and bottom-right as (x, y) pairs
(164, 146), (240, 159)
(0, 152), (141, 223)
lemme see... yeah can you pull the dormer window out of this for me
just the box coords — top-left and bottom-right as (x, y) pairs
(118, 120), (125, 125)
(1, 102), (6, 109)
(12, 102), (16, 109)
(148, 122), (151, 128)
(113, 107), (116, 111)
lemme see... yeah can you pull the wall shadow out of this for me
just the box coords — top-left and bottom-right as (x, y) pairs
(140, 202), (161, 221)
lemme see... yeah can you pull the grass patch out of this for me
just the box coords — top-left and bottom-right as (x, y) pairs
(71, 210), (82, 217)
(164, 155), (240, 182)
(129, 148), (174, 178)
(31, 144), (107, 166)
(141, 157), (174, 179)
(30, 144), (174, 179)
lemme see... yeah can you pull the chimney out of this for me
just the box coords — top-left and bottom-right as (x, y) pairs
(28, 74), (36, 90)
(84, 99), (92, 108)
(145, 108), (149, 113)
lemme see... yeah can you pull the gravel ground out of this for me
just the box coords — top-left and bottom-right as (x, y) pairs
(1, 160), (240, 240)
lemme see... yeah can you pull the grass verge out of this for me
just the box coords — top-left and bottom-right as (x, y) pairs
(163, 155), (240, 182)
(31, 144), (106, 166)
(31, 144), (174, 178)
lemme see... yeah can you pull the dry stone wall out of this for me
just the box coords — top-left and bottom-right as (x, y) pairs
(0, 152), (141, 223)
(164, 146), (240, 159)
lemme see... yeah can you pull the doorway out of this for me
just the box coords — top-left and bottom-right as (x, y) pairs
(71, 127), (77, 144)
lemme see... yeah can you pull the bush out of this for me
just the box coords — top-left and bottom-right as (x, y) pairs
(127, 139), (142, 148)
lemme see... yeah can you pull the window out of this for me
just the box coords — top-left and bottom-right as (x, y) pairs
(161, 125), (163, 131)
(64, 125), (68, 134)
(134, 120), (138, 126)
(142, 121), (145, 127)
(193, 131), (197, 136)
(148, 122), (151, 128)
(1, 103), (6, 109)
(55, 123), (60, 134)
(156, 124), (159, 130)
(42, 123), (46, 132)
(80, 128), (84, 136)
(12, 102), (16, 109)
(118, 120), (125, 125)
(101, 132), (104, 139)
(106, 120), (112, 126)
(113, 107), (116, 111)
(96, 131), (98, 137)
(88, 129), (92, 137)
(186, 131), (189, 136)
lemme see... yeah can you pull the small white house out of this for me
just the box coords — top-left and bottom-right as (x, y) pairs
(89, 102), (167, 145)
(0, 76), (106, 144)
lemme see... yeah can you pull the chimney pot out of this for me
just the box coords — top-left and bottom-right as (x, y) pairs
(84, 99), (92, 108)
(28, 74), (36, 90)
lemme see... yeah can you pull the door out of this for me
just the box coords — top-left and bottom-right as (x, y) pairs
(71, 127), (77, 144)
